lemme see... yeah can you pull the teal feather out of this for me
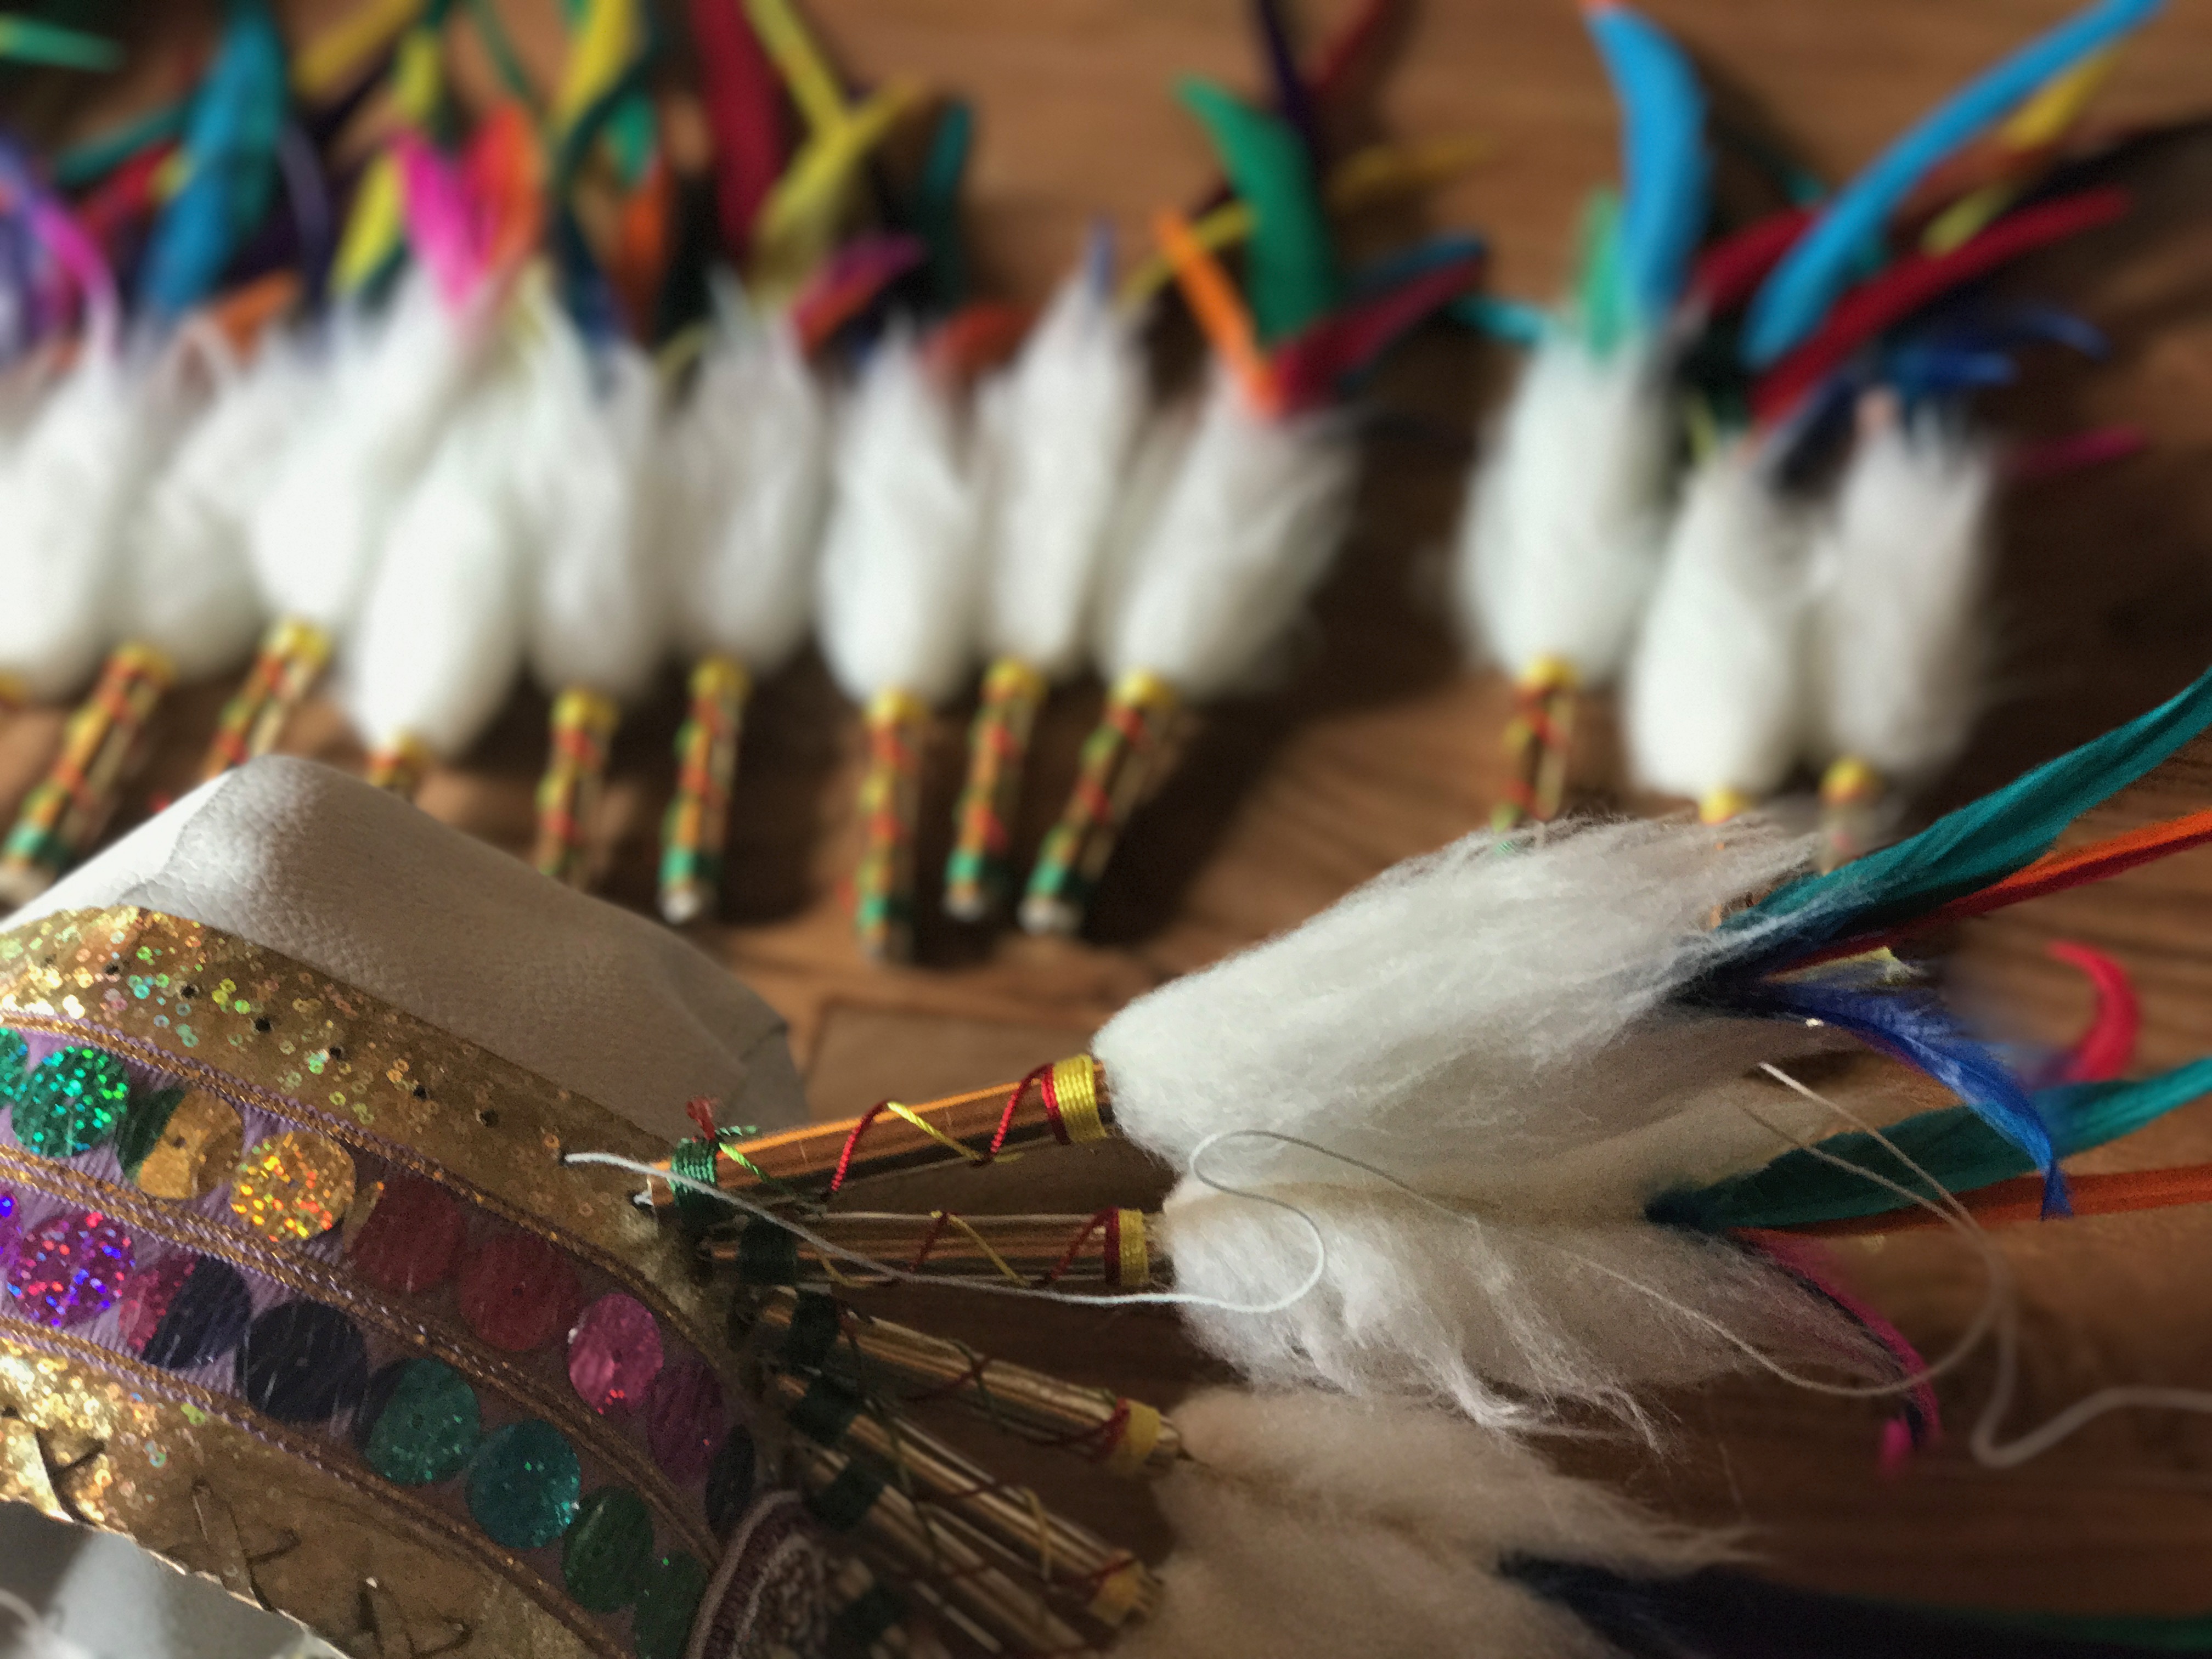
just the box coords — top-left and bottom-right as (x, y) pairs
(1571, 189), (1634, 358)
(1177, 77), (1338, 344)
(916, 99), (973, 311)
(1652, 1055), (2212, 1232)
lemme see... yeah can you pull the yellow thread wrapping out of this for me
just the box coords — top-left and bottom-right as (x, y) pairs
(292, 0), (425, 99)
(659, 654), (753, 927)
(1699, 787), (1753, 825)
(532, 687), (622, 889)
(1114, 1210), (1149, 1290)
(200, 616), (333, 781)
(1101, 1400), (1163, 1479)
(1492, 654), (1579, 833)
(742, 0), (848, 136)
(1049, 1056), (1108, 1144)
(1818, 755), (1886, 873)
(853, 687), (929, 962)
(749, 81), (925, 304)
(1087, 1557), (1150, 1627)
(945, 656), (1048, 922)
(365, 733), (433, 799)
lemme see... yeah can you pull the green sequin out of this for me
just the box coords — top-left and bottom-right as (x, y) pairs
(560, 1486), (653, 1612)
(115, 1087), (185, 1177)
(364, 1360), (481, 1486)
(631, 1550), (707, 1659)
(13, 1046), (131, 1157)
(0, 1030), (26, 1104)
(465, 1420), (580, 1550)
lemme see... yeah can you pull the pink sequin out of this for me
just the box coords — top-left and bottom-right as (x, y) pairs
(645, 1356), (724, 1483)
(118, 1253), (193, 1353)
(9, 1210), (132, 1328)
(567, 1294), (664, 1417)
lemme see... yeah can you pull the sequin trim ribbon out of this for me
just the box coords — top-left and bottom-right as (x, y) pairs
(200, 617), (331, 782)
(1019, 668), (1180, 938)
(0, 644), (173, 906)
(853, 687), (928, 962)
(1491, 656), (1577, 833)
(659, 655), (751, 927)
(364, 732), (432, 798)
(533, 687), (621, 889)
(945, 656), (1048, 923)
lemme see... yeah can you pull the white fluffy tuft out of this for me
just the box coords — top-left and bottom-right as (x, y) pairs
(1457, 334), (1673, 683)
(1624, 444), (1810, 803)
(1161, 1184), (1880, 1429)
(119, 336), (311, 681)
(662, 316), (828, 673)
(515, 313), (666, 700)
(1120, 1389), (1736, 1659)
(815, 334), (984, 706)
(0, 347), (184, 699)
(1096, 372), (1355, 698)
(1807, 416), (1991, 780)
(975, 267), (1147, 678)
(346, 376), (529, 760)
(1094, 815), (1820, 1183)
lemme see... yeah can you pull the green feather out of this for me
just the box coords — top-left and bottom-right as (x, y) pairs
(1572, 189), (1634, 358)
(1176, 77), (1336, 344)
(1656, 1056), (2212, 1232)
(0, 16), (122, 71)
(916, 99), (974, 309)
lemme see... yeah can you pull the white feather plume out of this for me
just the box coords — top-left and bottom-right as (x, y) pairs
(1095, 372), (1355, 698)
(975, 265), (1147, 678)
(515, 311), (665, 701)
(1094, 815), (1826, 1183)
(1121, 1389), (1736, 1659)
(1624, 444), (1810, 805)
(815, 333), (984, 706)
(1456, 333), (1673, 684)
(117, 335), (311, 682)
(662, 315), (828, 674)
(1807, 414), (1991, 781)
(0, 347), (184, 700)
(247, 270), (483, 634)
(346, 374), (530, 761)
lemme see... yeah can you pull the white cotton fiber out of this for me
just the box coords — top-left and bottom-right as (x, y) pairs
(1094, 814), (1820, 1183)
(815, 333), (984, 706)
(0, 347), (183, 700)
(515, 315), (665, 701)
(1808, 416), (1991, 781)
(1096, 371), (1354, 699)
(247, 270), (483, 634)
(662, 316), (828, 674)
(975, 266), (1147, 678)
(1161, 1183), (1879, 1430)
(1457, 332), (1673, 684)
(346, 375), (529, 761)
(117, 335), (311, 682)
(1625, 444), (1810, 805)
(1120, 1389), (1735, 1659)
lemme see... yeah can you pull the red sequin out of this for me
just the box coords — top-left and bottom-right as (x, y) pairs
(347, 1174), (466, 1295)
(456, 1229), (581, 1352)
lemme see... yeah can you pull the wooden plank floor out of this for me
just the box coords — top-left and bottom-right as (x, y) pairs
(24, 0), (2212, 1620)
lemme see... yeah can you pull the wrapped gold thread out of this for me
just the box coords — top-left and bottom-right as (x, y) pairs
(748, 1289), (1183, 1476)
(650, 1055), (1112, 1212)
(0, 644), (174, 906)
(706, 1208), (1159, 1290)
(199, 616), (331, 781)
(659, 654), (753, 926)
(1491, 656), (1578, 833)
(532, 686), (621, 888)
(364, 732), (433, 798)
(1819, 755), (1884, 872)
(1020, 668), (1181, 936)
(791, 1440), (1097, 1656)
(1699, 786), (1753, 825)
(945, 656), (1048, 922)
(854, 687), (929, 961)
(770, 1372), (1161, 1628)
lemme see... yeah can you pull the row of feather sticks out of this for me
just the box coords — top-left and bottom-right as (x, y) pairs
(0, 0), (2179, 969)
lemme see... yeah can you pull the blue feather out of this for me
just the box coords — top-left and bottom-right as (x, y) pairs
(1741, 0), (2164, 368)
(1351, 232), (1488, 301)
(1584, 3), (1709, 329)
(139, 2), (288, 320)
(1722, 664), (2212, 969)
(1655, 1056), (2212, 1232)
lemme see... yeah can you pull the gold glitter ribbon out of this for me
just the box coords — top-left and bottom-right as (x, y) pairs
(944, 656), (1047, 922)
(533, 686), (622, 889)
(853, 687), (928, 962)
(0, 643), (173, 905)
(1492, 655), (1578, 833)
(200, 616), (332, 781)
(364, 732), (433, 798)
(1019, 668), (1180, 937)
(658, 655), (752, 926)
(1819, 754), (1884, 872)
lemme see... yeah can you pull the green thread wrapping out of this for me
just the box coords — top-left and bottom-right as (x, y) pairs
(830, 1583), (906, 1657)
(784, 1293), (843, 1369)
(788, 1377), (865, 1448)
(805, 1461), (883, 1534)
(736, 1216), (800, 1285)
(669, 1138), (723, 1231)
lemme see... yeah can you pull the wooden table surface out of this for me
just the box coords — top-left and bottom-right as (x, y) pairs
(26, 0), (2212, 1623)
